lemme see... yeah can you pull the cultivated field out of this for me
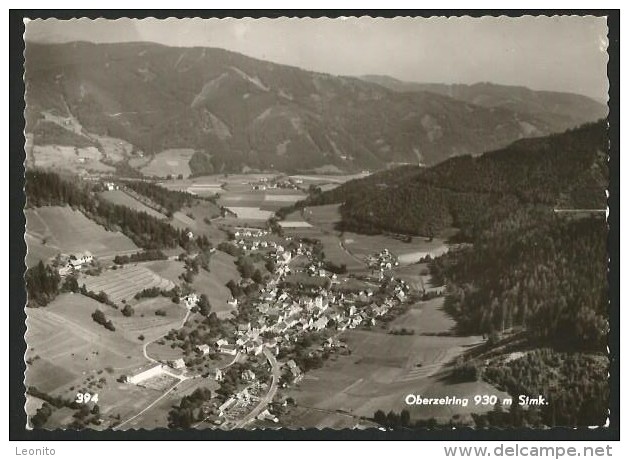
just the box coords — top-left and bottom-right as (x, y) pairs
(25, 206), (139, 260)
(140, 149), (195, 178)
(25, 291), (192, 429)
(79, 265), (175, 304)
(99, 190), (166, 219)
(281, 297), (508, 428)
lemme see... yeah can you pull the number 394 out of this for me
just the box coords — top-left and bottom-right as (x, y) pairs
(76, 392), (99, 403)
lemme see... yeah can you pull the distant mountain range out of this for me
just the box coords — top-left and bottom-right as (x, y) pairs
(25, 41), (607, 174)
(361, 75), (607, 131)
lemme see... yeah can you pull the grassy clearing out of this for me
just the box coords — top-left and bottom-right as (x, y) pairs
(110, 297), (187, 342)
(25, 206), (138, 259)
(342, 232), (449, 266)
(25, 233), (60, 268)
(140, 149), (194, 178)
(99, 190), (166, 219)
(30, 145), (114, 174)
(192, 251), (241, 318)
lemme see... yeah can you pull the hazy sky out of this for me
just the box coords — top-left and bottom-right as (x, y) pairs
(25, 16), (609, 100)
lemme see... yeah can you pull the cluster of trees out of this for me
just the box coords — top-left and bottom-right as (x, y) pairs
(113, 249), (167, 265)
(27, 386), (82, 428)
(167, 387), (213, 429)
(431, 213), (608, 350)
(91, 309), (115, 331)
(483, 349), (608, 427)
(26, 170), (187, 249)
(217, 241), (243, 257)
(25, 261), (60, 307)
(235, 255), (264, 284)
(121, 180), (195, 216)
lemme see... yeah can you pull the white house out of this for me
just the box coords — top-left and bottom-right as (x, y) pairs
(69, 251), (93, 269)
(196, 344), (211, 355)
(169, 358), (186, 370)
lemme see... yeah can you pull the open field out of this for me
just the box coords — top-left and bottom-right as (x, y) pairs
(99, 190), (166, 219)
(140, 260), (185, 284)
(169, 203), (226, 244)
(79, 265), (175, 304)
(140, 149), (194, 178)
(25, 206), (138, 260)
(25, 233), (60, 268)
(302, 204), (343, 233)
(29, 145), (115, 174)
(192, 251), (241, 318)
(225, 207), (274, 220)
(25, 293), (147, 395)
(111, 297), (187, 342)
(342, 232), (449, 266)
(281, 297), (508, 428)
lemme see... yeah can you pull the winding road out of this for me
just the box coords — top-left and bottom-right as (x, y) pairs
(232, 347), (280, 428)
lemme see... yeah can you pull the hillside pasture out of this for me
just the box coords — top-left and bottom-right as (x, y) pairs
(140, 149), (194, 178)
(25, 233), (60, 267)
(191, 251), (241, 318)
(99, 190), (166, 219)
(79, 265), (175, 304)
(110, 296), (187, 343)
(140, 260), (185, 284)
(25, 206), (138, 259)
(29, 145), (115, 174)
(25, 293), (147, 395)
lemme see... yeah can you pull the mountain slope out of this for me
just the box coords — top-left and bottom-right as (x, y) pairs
(362, 75), (608, 134)
(286, 121), (608, 238)
(25, 41), (605, 173)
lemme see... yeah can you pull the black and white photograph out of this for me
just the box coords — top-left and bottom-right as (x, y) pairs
(11, 11), (618, 441)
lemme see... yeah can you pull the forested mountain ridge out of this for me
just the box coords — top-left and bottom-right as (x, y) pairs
(25, 41), (605, 173)
(289, 121), (607, 238)
(361, 75), (608, 132)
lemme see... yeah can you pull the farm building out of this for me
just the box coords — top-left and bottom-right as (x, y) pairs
(219, 344), (238, 356)
(169, 358), (186, 370)
(183, 293), (199, 309)
(196, 344), (211, 355)
(69, 251), (93, 269)
(126, 364), (167, 385)
(241, 369), (256, 382)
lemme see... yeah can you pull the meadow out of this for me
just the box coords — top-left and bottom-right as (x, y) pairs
(140, 149), (195, 178)
(29, 145), (114, 175)
(99, 190), (166, 219)
(191, 251), (241, 318)
(25, 293), (147, 395)
(25, 206), (139, 260)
